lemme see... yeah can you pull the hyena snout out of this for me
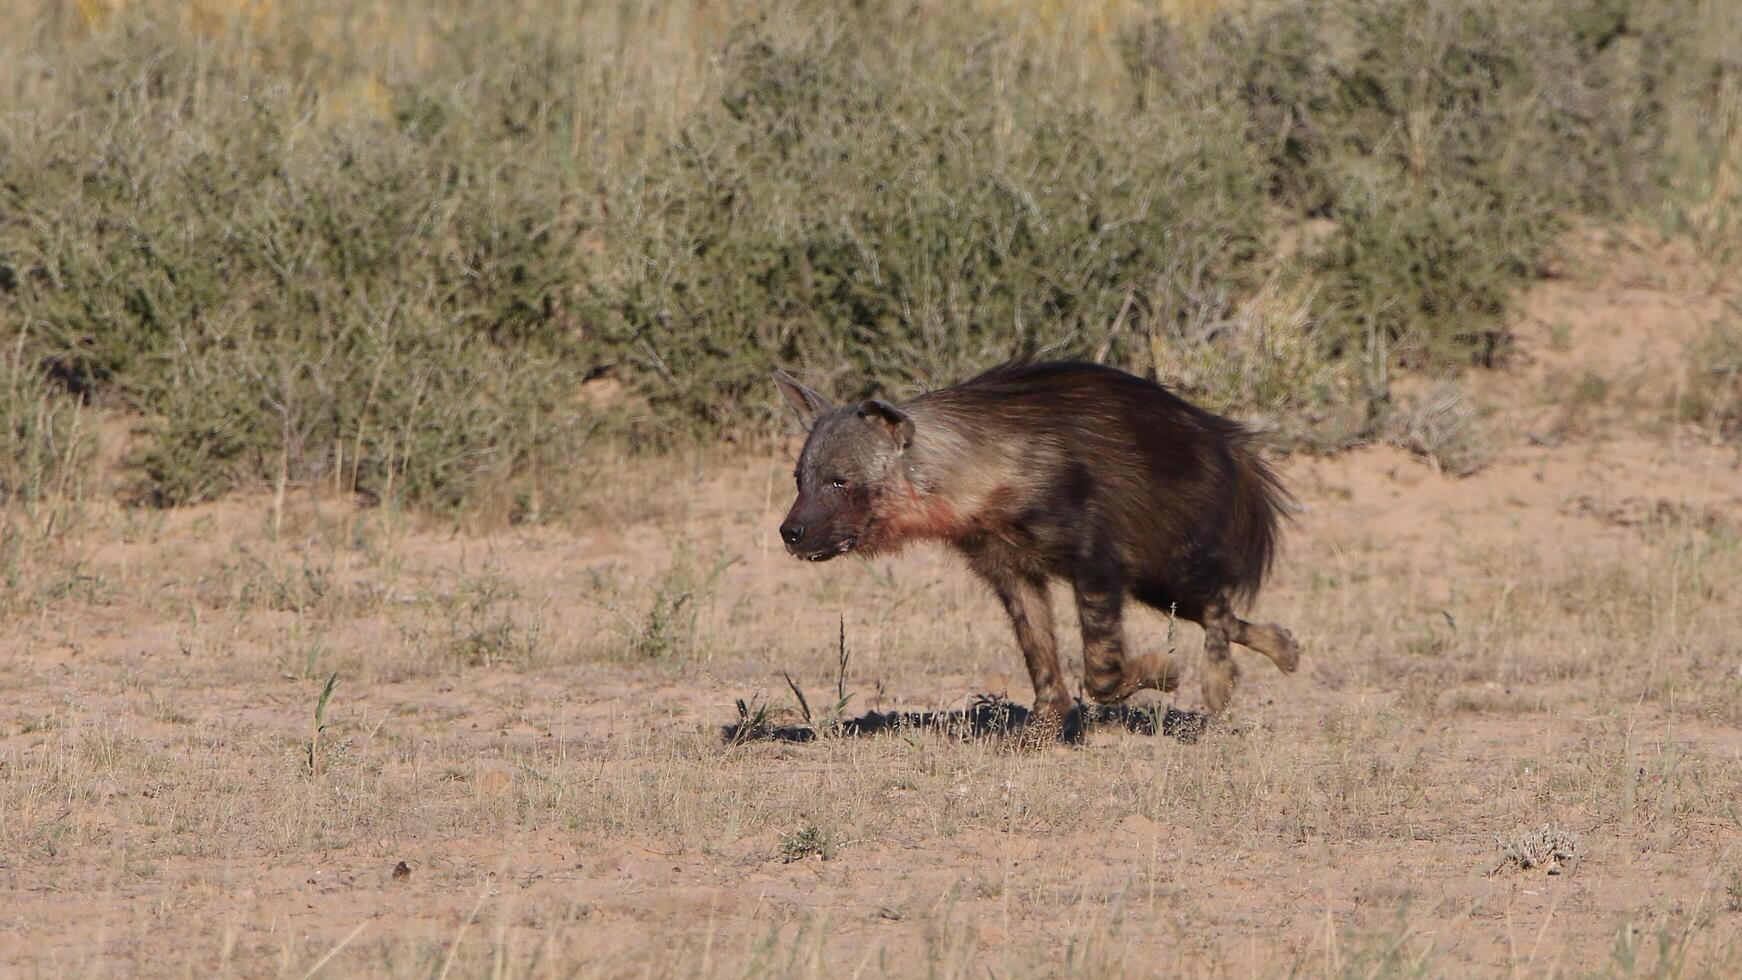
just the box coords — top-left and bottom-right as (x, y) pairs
(777, 501), (860, 561)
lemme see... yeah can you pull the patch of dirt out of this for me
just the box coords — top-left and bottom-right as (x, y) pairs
(2, 230), (1741, 977)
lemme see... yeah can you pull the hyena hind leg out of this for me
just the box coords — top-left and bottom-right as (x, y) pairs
(1231, 618), (1301, 674)
(1076, 569), (1178, 704)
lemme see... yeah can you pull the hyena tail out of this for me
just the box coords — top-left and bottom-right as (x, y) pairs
(1228, 437), (1294, 605)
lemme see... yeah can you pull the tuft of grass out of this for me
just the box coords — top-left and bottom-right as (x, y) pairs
(441, 572), (544, 669)
(594, 547), (736, 661)
(725, 696), (779, 746)
(1676, 305), (1742, 440)
(306, 671), (339, 778)
(1, 332), (93, 509)
(1607, 911), (1736, 980)
(1386, 381), (1497, 477)
(1491, 824), (1582, 875)
(1312, 904), (1437, 980)
(777, 824), (835, 863)
(778, 616), (856, 736)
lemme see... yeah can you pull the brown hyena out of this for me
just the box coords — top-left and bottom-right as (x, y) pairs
(773, 360), (1300, 733)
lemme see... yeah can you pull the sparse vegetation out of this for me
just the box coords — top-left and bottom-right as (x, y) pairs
(1386, 381), (1497, 476)
(2, 331), (93, 507)
(1678, 305), (1742, 440)
(593, 546), (735, 661)
(306, 670), (340, 777)
(3, 0), (1739, 508)
(1492, 824), (1583, 876)
(3, 401), (1737, 973)
(438, 570), (545, 668)
(777, 823), (835, 862)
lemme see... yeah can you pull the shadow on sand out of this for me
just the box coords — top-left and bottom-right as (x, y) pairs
(723, 694), (1208, 746)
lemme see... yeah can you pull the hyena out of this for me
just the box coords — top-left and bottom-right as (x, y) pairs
(773, 360), (1300, 731)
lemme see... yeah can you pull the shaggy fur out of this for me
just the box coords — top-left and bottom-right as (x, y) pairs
(774, 360), (1301, 725)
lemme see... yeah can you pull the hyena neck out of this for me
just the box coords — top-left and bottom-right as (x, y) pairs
(857, 477), (959, 555)
(860, 409), (991, 552)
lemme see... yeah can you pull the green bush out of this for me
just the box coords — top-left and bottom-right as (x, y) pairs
(1678, 304), (1742, 440)
(1, 10), (602, 509)
(1130, 0), (1726, 378)
(607, 0), (1738, 435)
(1, 332), (92, 505)
(1, 0), (1736, 510)
(602, 27), (1272, 428)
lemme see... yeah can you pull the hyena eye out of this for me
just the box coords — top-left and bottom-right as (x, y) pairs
(829, 478), (848, 491)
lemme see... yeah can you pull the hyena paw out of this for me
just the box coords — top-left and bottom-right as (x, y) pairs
(1153, 655), (1182, 692)
(1202, 664), (1238, 715)
(1131, 652), (1180, 694)
(1056, 706), (1086, 744)
(1270, 629), (1302, 673)
(1247, 623), (1300, 674)
(1104, 653), (1177, 698)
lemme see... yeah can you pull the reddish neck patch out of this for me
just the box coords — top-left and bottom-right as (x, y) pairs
(861, 481), (966, 555)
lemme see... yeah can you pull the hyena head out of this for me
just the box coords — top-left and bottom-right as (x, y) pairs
(772, 369), (915, 562)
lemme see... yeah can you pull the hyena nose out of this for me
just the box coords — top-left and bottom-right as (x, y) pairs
(779, 521), (805, 547)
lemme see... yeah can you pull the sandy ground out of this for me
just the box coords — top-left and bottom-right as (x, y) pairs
(3, 230), (1741, 977)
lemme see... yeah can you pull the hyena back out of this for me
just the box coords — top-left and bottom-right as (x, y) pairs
(773, 360), (1300, 728)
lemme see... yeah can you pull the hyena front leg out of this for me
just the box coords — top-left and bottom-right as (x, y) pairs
(978, 567), (1073, 726)
(1202, 596), (1240, 713)
(1075, 566), (1179, 703)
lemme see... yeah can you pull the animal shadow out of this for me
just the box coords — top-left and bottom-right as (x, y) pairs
(723, 694), (1208, 746)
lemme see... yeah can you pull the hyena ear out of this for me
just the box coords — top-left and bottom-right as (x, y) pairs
(771, 368), (832, 427)
(857, 399), (914, 450)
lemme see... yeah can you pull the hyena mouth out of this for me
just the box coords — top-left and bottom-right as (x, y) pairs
(804, 536), (857, 561)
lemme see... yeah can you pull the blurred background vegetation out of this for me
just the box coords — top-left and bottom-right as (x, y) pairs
(2, 0), (1738, 515)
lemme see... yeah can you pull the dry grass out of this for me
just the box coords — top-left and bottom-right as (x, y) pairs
(5, 334), (1742, 976)
(5, 236), (1742, 975)
(1384, 381), (1497, 477)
